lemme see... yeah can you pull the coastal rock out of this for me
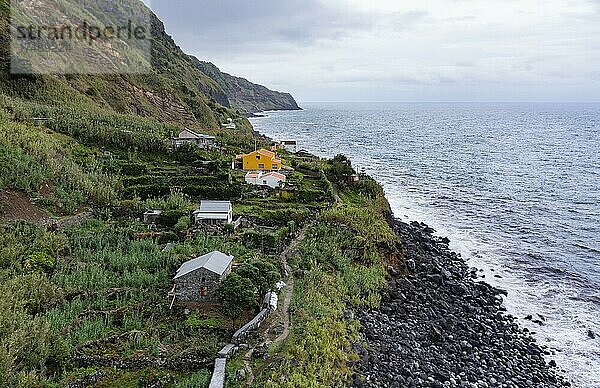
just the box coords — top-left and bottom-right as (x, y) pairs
(354, 219), (570, 388)
(588, 329), (596, 339)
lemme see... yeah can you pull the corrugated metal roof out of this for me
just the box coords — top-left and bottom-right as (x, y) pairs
(198, 200), (231, 213)
(178, 128), (216, 140)
(194, 213), (229, 220)
(174, 251), (233, 279)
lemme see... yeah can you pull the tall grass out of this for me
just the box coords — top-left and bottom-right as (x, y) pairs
(0, 117), (121, 205)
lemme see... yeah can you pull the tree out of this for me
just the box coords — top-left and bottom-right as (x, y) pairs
(236, 259), (280, 295)
(215, 273), (257, 323)
(327, 154), (355, 183)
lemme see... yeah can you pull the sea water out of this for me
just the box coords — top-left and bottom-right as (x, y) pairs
(250, 102), (600, 387)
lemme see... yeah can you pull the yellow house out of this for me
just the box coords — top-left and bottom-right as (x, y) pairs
(237, 149), (283, 171)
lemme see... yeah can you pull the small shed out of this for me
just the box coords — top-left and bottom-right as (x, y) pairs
(192, 201), (233, 225)
(173, 251), (234, 302)
(143, 210), (162, 224)
(280, 140), (298, 153)
(222, 118), (237, 130)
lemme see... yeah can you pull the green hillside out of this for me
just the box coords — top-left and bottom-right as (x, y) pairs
(0, 0), (298, 129)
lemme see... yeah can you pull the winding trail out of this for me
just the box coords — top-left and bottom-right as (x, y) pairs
(243, 226), (307, 386)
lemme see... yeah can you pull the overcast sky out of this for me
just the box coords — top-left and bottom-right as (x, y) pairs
(147, 0), (600, 102)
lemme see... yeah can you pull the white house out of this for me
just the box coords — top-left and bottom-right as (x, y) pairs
(245, 171), (286, 188)
(192, 201), (233, 225)
(171, 128), (216, 149)
(280, 140), (297, 153)
(221, 118), (236, 130)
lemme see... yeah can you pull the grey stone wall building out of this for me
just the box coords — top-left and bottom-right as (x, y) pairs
(170, 128), (216, 150)
(173, 251), (233, 303)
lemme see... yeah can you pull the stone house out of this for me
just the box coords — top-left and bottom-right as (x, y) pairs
(170, 128), (216, 149)
(172, 251), (234, 303)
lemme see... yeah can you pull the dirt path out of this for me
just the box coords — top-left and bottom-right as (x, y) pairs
(243, 226), (307, 386)
(331, 183), (343, 206)
(0, 189), (48, 223)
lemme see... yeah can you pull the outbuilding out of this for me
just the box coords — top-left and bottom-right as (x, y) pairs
(171, 128), (216, 149)
(172, 251), (234, 302)
(245, 171), (287, 188)
(143, 210), (162, 224)
(192, 200), (233, 225)
(280, 140), (298, 153)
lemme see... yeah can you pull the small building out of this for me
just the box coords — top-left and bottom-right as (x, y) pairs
(236, 149), (283, 171)
(143, 210), (162, 224)
(348, 174), (360, 184)
(280, 140), (297, 153)
(222, 118), (236, 130)
(171, 128), (216, 149)
(245, 171), (287, 188)
(192, 200), (233, 225)
(173, 251), (234, 302)
(275, 184), (298, 200)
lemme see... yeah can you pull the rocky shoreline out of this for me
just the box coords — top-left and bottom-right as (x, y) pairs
(354, 219), (570, 388)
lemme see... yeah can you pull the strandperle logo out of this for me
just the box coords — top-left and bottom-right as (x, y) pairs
(14, 19), (148, 45)
(10, 0), (153, 75)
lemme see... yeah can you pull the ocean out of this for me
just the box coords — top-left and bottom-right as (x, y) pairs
(249, 102), (600, 387)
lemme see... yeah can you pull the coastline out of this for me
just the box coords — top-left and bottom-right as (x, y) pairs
(250, 116), (570, 387)
(354, 218), (569, 387)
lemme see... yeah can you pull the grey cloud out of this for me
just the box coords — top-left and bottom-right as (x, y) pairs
(149, 0), (376, 52)
(387, 10), (429, 30)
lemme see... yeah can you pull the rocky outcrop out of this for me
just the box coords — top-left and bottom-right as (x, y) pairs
(354, 220), (570, 388)
(190, 59), (301, 114)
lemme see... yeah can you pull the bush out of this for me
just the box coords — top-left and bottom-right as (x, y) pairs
(236, 259), (280, 295)
(25, 252), (55, 272)
(215, 273), (257, 322)
(174, 215), (191, 233)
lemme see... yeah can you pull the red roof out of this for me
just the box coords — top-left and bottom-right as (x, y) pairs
(263, 172), (286, 181)
(238, 149), (277, 159)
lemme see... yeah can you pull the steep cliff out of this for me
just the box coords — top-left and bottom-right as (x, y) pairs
(0, 0), (298, 126)
(191, 59), (301, 114)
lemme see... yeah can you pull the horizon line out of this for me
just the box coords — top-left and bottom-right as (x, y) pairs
(297, 100), (600, 104)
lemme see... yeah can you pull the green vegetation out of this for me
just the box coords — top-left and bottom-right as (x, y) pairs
(0, 1), (398, 386)
(190, 60), (300, 113)
(0, 116), (120, 208)
(254, 171), (396, 388)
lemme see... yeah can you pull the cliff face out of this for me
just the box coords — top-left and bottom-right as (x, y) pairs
(0, 0), (298, 125)
(191, 59), (301, 114)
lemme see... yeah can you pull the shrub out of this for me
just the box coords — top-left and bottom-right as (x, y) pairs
(215, 273), (257, 322)
(25, 251), (55, 272)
